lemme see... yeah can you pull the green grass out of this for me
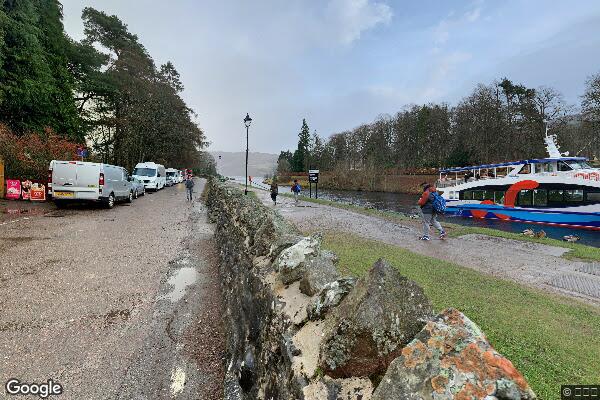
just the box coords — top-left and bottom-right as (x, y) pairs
(322, 232), (600, 400)
(281, 193), (600, 262)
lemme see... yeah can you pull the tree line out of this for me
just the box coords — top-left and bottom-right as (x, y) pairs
(279, 76), (600, 176)
(0, 1), (215, 178)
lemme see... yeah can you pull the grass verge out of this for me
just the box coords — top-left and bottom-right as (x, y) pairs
(322, 232), (600, 400)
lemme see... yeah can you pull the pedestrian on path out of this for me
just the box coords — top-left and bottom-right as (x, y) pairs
(291, 179), (301, 205)
(185, 176), (194, 202)
(418, 183), (446, 241)
(270, 180), (279, 205)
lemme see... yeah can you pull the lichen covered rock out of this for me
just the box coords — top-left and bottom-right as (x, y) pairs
(303, 376), (373, 400)
(319, 258), (433, 378)
(274, 234), (322, 284)
(299, 252), (341, 296)
(307, 277), (357, 320)
(372, 308), (536, 400)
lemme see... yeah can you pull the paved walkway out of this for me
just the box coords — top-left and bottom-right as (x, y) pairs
(251, 187), (600, 307)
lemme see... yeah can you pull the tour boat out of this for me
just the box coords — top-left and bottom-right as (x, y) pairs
(437, 129), (600, 230)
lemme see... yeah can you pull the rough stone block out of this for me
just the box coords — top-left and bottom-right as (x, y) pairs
(299, 255), (341, 296)
(303, 376), (373, 400)
(274, 234), (322, 284)
(319, 258), (433, 378)
(307, 278), (357, 320)
(372, 308), (536, 400)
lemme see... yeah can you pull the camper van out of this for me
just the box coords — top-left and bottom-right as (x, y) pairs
(132, 162), (166, 191)
(165, 168), (180, 186)
(49, 160), (133, 208)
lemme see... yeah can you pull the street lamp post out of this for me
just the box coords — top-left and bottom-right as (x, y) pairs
(243, 113), (252, 195)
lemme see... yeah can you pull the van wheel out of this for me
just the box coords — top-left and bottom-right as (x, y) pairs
(127, 191), (133, 203)
(133, 190), (138, 199)
(105, 193), (115, 209)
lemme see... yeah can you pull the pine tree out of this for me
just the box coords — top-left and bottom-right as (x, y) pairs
(291, 118), (310, 172)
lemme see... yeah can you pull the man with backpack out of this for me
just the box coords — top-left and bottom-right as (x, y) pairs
(417, 183), (446, 240)
(291, 179), (301, 205)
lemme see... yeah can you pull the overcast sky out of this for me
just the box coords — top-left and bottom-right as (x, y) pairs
(61, 0), (600, 154)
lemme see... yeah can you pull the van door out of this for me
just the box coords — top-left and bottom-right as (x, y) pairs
(53, 161), (77, 189)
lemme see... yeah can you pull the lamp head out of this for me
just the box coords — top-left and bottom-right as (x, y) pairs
(244, 113), (252, 128)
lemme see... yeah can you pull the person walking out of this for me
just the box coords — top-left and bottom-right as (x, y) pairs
(270, 180), (279, 205)
(185, 176), (194, 202)
(418, 183), (446, 240)
(291, 179), (301, 205)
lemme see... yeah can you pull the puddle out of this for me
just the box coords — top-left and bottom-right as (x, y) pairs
(160, 267), (199, 302)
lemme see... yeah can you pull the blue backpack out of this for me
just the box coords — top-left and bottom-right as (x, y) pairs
(431, 192), (446, 214)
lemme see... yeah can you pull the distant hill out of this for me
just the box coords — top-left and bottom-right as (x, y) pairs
(211, 151), (278, 178)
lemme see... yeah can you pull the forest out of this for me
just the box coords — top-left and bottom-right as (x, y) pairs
(0, 1), (215, 179)
(279, 76), (600, 176)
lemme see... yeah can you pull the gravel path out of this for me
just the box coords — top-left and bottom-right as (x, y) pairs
(0, 179), (224, 399)
(252, 188), (600, 306)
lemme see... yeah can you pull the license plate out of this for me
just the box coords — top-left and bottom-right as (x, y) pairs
(53, 191), (74, 198)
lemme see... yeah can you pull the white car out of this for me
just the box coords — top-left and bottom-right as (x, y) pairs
(132, 162), (166, 191)
(49, 160), (133, 208)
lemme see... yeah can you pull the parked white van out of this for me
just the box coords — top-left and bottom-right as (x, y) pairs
(49, 160), (134, 208)
(132, 162), (166, 191)
(166, 168), (180, 186)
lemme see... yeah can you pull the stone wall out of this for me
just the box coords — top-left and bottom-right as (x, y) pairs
(205, 179), (537, 400)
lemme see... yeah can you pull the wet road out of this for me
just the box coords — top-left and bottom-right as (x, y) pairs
(0, 180), (224, 399)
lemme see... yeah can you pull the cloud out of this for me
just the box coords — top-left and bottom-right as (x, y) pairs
(325, 0), (393, 45)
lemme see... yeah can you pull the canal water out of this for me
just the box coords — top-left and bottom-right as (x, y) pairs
(302, 187), (600, 248)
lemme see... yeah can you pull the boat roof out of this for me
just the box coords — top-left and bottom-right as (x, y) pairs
(440, 157), (588, 173)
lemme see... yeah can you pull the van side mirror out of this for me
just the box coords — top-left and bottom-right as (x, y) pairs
(127, 176), (132, 182)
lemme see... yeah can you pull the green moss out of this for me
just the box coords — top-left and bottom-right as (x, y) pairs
(322, 232), (600, 400)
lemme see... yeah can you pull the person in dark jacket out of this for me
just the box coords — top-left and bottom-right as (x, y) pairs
(270, 180), (279, 205)
(185, 176), (194, 202)
(417, 183), (446, 240)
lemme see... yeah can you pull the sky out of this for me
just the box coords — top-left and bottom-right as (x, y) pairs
(60, 0), (600, 154)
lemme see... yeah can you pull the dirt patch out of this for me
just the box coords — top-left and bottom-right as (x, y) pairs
(183, 237), (225, 400)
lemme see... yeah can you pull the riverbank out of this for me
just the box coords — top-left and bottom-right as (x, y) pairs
(242, 185), (600, 399)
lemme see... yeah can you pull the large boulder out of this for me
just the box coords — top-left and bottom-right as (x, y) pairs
(274, 234), (322, 284)
(319, 259), (433, 378)
(307, 277), (357, 320)
(299, 251), (341, 296)
(372, 308), (536, 400)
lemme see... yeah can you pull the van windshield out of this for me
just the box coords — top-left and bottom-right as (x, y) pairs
(133, 168), (157, 177)
(166, 172), (176, 177)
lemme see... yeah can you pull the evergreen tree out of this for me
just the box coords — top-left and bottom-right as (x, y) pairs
(291, 118), (310, 172)
(0, 0), (80, 139)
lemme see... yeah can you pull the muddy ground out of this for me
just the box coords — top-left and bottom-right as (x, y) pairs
(0, 179), (224, 399)
(250, 187), (600, 307)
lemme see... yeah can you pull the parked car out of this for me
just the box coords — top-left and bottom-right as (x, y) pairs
(49, 160), (133, 208)
(131, 177), (146, 198)
(132, 162), (166, 191)
(166, 168), (179, 186)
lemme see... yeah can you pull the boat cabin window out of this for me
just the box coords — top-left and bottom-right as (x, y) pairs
(565, 189), (584, 202)
(547, 189), (584, 203)
(564, 160), (591, 170)
(494, 191), (505, 204)
(557, 161), (572, 172)
(537, 163), (550, 173)
(518, 190), (533, 206)
(533, 189), (548, 206)
(587, 192), (600, 202)
(518, 164), (531, 174)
